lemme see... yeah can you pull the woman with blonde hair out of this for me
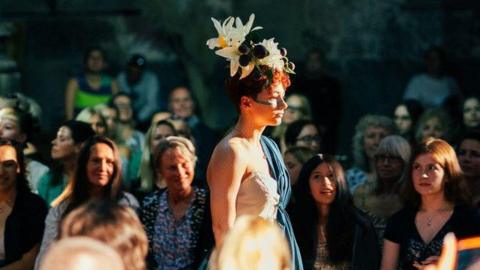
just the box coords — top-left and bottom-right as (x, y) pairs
(210, 215), (291, 270)
(59, 200), (148, 270)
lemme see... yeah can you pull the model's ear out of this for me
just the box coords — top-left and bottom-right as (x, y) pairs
(240, 96), (251, 110)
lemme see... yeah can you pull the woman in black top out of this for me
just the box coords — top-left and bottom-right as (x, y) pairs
(0, 140), (47, 268)
(382, 138), (480, 270)
(291, 154), (380, 270)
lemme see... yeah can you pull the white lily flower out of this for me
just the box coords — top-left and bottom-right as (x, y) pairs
(257, 38), (284, 70)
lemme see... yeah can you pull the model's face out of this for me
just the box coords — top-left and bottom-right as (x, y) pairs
(87, 143), (115, 188)
(0, 145), (19, 192)
(158, 147), (194, 195)
(250, 83), (287, 126)
(463, 98), (480, 129)
(374, 152), (404, 181)
(86, 50), (105, 73)
(51, 126), (77, 160)
(412, 153), (445, 196)
(283, 95), (304, 124)
(284, 153), (302, 186)
(113, 96), (133, 122)
(295, 124), (321, 153)
(394, 105), (412, 135)
(0, 115), (24, 142)
(170, 87), (194, 119)
(458, 139), (480, 179)
(309, 163), (337, 206)
(421, 117), (444, 141)
(150, 124), (175, 151)
(363, 126), (389, 160)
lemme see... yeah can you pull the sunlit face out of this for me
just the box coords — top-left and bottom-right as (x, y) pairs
(412, 153), (446, 196)
(51, 126), (77, 160)
(158, 147), (194, 195)
(374, 152), (404, 181)
(463, 97), (480, 129)
(363, 126), (389, 160)
(283, 95), (304, 124)
(0, 115), (24, 143)
(250, 83), (287, 126)
(86, 50), (105, 74)
(0, 145), (19, 192)
(284, 153), (302, 186)
(150, 124), (175, 151)
(295, 124), (321, 153)
(394, 105), (412, 135)
(170, 87), (194, 119)
(458, 139), (480, 179)
(113, 96), (133, 122)
(87, 143), (115, 188)
(421, 117), (445, 141)
(309, 163), (337, 206)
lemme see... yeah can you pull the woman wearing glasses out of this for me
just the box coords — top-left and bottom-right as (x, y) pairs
(381, 138), (480, 270)
(285, 119), (322, 154)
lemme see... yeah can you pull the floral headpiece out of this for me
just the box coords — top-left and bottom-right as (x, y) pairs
(206, 14), (295, 80)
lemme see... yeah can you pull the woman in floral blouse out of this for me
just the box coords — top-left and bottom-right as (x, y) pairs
(141, 136), (213, 270)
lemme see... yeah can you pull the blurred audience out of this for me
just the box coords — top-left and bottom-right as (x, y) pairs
(75, 107), (108, 136)
(284, 119), (322, 154)
(393, 99), (424, 144)
(0, 140), (47, 269)
(346, 115), (397, 193)
(37, 120), (94, 205)
(65, 47), (119, 120)
(462, 95), (480, 132)
(415, 108), (454, 144)
(291, 154), (380, 270)
(117, 54), (165, 128)
(403, 46), (461, 109)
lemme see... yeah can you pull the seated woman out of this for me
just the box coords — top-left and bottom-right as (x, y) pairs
(35, 136), (139, 269)
(0, 106), (49, 192)
(284, 119), (322, 154)
(457, 130), (480, 206)
(353, 135), (411, 240)
(415, 108), (454, 145)
(381, 138), (480, 270)
(291, 154), (380, 270)
(140, 136), (212, 270)
(37, 120), (95, 205)
(347, 115), (397, 193)
(137, 120), (177, 197)
(59, 200), (148, 270)
(0, 140), (48, 269)
(393, 99), (424, 143)
(462, 95), (480, 132)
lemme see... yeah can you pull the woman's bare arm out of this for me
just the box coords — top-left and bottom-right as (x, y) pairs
(207, 140), (247, 246)
(64, 78), (78, 120)
(381, 239), (400, 270)
(0, 244), (39, 270)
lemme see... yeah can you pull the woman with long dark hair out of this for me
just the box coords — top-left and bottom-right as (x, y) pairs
(35, 136), (138, 269)
(292, 154), (380, 270)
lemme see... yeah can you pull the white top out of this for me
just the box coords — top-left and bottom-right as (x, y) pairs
(403, 73), (460, 108)
(26, 160), (50, 193)
(236, 171), (280, 220)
